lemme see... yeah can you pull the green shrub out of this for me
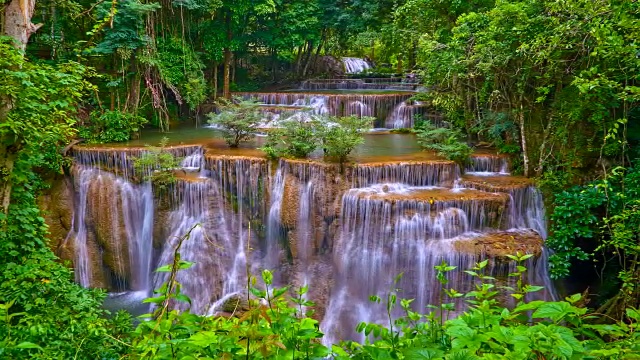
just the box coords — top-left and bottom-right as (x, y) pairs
(415, 120), (472, 167)
(321, 115), (373, 170)
(133, 137), (180, 191)
(83, 109), (148, 143)
(208, 97), (263, 147)
(260, 117), (322, 159)
(339, 255), (640, 359)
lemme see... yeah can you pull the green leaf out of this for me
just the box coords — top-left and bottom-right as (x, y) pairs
(402, 348), (445, 359)
(532, 302), (576, 322)
(155, 265), (172, 272)
(15, 342), (42, 350)
(626, 308), (640, 321)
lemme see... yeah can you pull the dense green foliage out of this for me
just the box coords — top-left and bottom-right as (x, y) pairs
(124, 250), (640, 359)
(321, 116), (373, 169)
(260, 115), (371, 163)
(0, 41), (129, 358)
(415, 119), (473, 167)
(207, 98), (263, 147)
(79, 109), (148, 143)
(548, 165), (640, 315)
(133, 138), (181, 191)
(338, 257), (640, 359)
(261, 118), (321, 159)
(129, 228), (329, 358)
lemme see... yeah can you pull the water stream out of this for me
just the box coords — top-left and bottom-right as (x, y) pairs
(62, 95), (555, 344)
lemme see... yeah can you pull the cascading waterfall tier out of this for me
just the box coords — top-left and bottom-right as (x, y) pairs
(300, 78), (420, 91)
(386, 101), (430, 128)
(72, 145), (202, 176)
(64, 144), (555, 343)
(466, 154), (510, 174)
(458, 175), (547, 238)
(233, 91), (414, 127)
(352, 161), (459, 187)
(67, 165), (154, 292)
(342, 57), (371, 74)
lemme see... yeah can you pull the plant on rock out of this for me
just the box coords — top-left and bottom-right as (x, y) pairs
(415, 119), (472, 167)
(321, 115), (373, 171)
(260, 116), (323, 159)
(133, 137), (180, 191)
(207, 97), (263, 147)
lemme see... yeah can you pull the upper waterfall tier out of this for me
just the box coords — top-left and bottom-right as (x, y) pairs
(467, 154), (510, 174)
(300, 78), (420, 91)
(352, 161), (459, 187)
(233, 91), (414, 127)
(342, 57), (371, 74)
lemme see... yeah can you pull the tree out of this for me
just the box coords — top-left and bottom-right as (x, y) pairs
(260, 116), (322, 159)
(207, 97), (263, 147)
(321, 115), (373, 171)
(0, 38), (93, 218)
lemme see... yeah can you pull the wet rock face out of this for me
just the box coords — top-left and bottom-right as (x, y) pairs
(86, 174), (131, 282)
(38, 177), (74, 254)
(453, 229), (544, 260)
(308, 55), (345, 76)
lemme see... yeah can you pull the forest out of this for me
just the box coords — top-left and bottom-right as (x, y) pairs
(1, 0), (639, 358)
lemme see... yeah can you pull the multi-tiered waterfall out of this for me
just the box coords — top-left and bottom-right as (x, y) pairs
(52, 142), (555, 343)
(52, 74), (555, 341)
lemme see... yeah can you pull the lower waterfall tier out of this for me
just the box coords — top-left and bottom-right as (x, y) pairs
(48, 147), (555, 341)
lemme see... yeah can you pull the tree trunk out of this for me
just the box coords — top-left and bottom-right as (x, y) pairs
(302, 41), (314, 77)
(0, 147), (16, 219)
(223, 13), (232, 99)
(271, 48), (277, 81)
(231, 54), (236, 84)
(408, 41), (417, 70)
(519, 102), (530, 177)
(125, 50), (141, 113)
(223, 49), (232, 99)
(212, 61), (218, 99)
(294, 45), (303, 76)
(4, 0), (42, 52)
(2, 0), (41, 217)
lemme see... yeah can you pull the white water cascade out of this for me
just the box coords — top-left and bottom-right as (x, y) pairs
(69, 166), (154, 292)
(343, 57), (372, 74)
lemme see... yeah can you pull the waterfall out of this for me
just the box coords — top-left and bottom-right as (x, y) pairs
(300, 78), (421, 91)
(322, 185), (494, 343)
(466, 155), (510, 175)
(342, 57), (371, 74)
(70, 167), (95, 287)
(72, 145), (202, 176)
(210, 156), (267, 297)
(69, 166), (154, 292)
(352, 162), (459, 187)
(66, 142), (555, 343)
(386, 101), (430, 128)
(235, 92), (413, 127)
(154, 179), (226, 313)
(264, 163), (286, 278)
(507, 186), (548, 238)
